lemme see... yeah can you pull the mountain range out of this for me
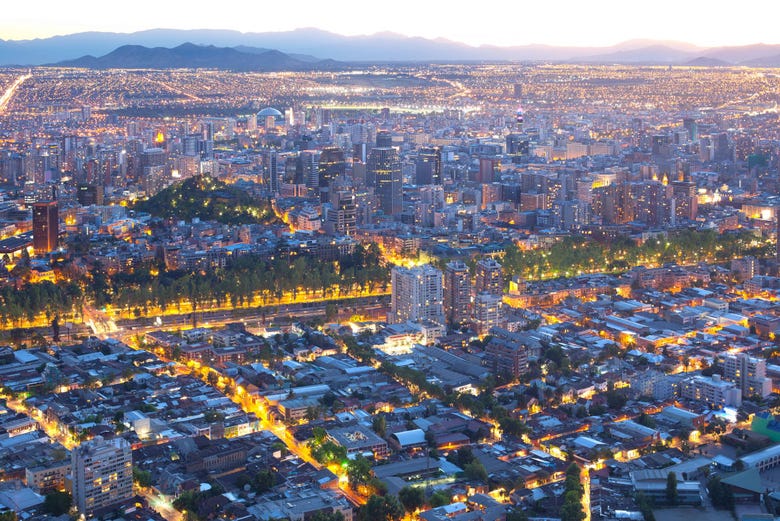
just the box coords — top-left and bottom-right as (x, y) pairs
(0, 28), (779, 66)
(53, 43), (341, 71)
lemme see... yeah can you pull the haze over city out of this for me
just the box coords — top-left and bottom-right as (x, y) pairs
(1, 0), (779, 48)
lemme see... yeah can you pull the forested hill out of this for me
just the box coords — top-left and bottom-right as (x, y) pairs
(134, 175), (280, 225)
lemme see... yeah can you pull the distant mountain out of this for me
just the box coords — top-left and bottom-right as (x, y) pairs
(52, 43), (342, 71)
(684, 56), (731, 67)
(700, 43), (780, 64)
(576, 44), (698, 64)
(741, 54), (780, 67)
(1, 28), (780, 66)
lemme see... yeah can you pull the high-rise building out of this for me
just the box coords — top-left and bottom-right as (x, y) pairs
(317, 147), (346, 203)
(390, 264), (444, 325)
(484, 330), (528, 378)
(444, 261), (471, 326)
(376, 130), (393, 148)
(367, 147), (402, 216)
(682, 117), (698, 142)
(475, 258), (503, 295)
(723, 353), (772, 398)
(415, 147), (441, 185)
(474, 292), (504, 336)
(324, 182), (357, 236)
(476, 157), (500, 184)
(71, 437), (133, 517)
(33, 201), (58, 254)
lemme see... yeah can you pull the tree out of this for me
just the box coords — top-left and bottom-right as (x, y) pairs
(560, 490), (586, 521)
(665, 471), (678, 505)
(133, 466), (152, 488)
(707, 476), (734, 510)
(463, 461), (488, 483)
(359, 494), (403, 521)
(347, 455), (373, 489)
(372, 415), (387, 437)
(398, 486), (425, 514)
(43, 491), (72, 516)
(0, 512), (17, 521)
(429, 490), (451, 508)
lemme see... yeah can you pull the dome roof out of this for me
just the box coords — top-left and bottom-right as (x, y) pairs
(257, 107), (283, 118)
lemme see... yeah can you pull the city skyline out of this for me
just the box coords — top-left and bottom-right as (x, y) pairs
(1, 0), (779, 48)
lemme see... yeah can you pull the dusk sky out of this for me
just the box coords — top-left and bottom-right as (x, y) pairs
(1, 0), (778, 48)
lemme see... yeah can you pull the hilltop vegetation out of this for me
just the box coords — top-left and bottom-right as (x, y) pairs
(134, 175), (280, 225)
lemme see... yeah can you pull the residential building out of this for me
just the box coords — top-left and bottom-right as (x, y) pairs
(71, 437), (133, 517)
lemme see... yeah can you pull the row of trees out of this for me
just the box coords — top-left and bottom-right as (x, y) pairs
(93, 243), (388, 315)
(560, 464), (586, 521)
(503, 229), (772, 281)
(0, 280), (83, 327)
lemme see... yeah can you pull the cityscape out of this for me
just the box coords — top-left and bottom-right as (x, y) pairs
(2, 8), (780, 521)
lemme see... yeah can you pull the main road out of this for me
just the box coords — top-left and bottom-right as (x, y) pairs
(0, 72), (31, 113)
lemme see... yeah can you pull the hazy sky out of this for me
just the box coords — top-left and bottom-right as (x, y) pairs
(1, 0), (777, 48)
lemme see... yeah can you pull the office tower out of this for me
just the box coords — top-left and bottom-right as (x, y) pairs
(265, 150), (280, 194)
(444, 261), (471, 327)
(376, 130), (392, 148)
(415, 147), (442, 185)
(475, 258), (504, 295)
(298, 151), (320, 191)
(474, 292), (504, 336)
(723, 353), (772, 398)
(367, 147), (402, 216)
(325, 182), (357, 236)
(317, 147), (346, 203)
(477, 157), (500, 184)
(33, 201), (58, 254)
(671, 180), (698, 222)
(506, 134), (529, 156)
(390, 264), (444, 325)
(71, 437), (133, 517)
(77, 184), (104, 206)
(682, 117), (698, 142)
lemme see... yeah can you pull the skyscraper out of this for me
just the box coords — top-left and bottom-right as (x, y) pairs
(33, 201), (58, 254)
(71, 437), (133, 517)
(367, 147), (402, 216)
(475, 258), (504, 295)
(415, 147), (442, 185)
(317, 147), (346, 203)
(390, 264), (444, 325)
(444, 261), (471, 327)
(474, 292), (504, 336)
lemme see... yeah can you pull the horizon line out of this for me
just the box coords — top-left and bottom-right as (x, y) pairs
(1, 27), (780, 50)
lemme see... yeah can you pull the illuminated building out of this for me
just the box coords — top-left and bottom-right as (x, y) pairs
(71, 437), (133, 517)
(476, 157), (500, 184)
(390, 264), (444, 325)
(444, 260), (471, 326)
(415, 146), (441, 185)
(723, 353), (772, 398)
(474, 292), (504, 336)
(475, 258), (503, 296)
(484, 332), (528, 378)
(317, 147), (346, 203)
(324, 181), (357, 236)
(32, 200), (58, 254)
(367, 146), (401, 216)
(671, 180), (698, 222)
